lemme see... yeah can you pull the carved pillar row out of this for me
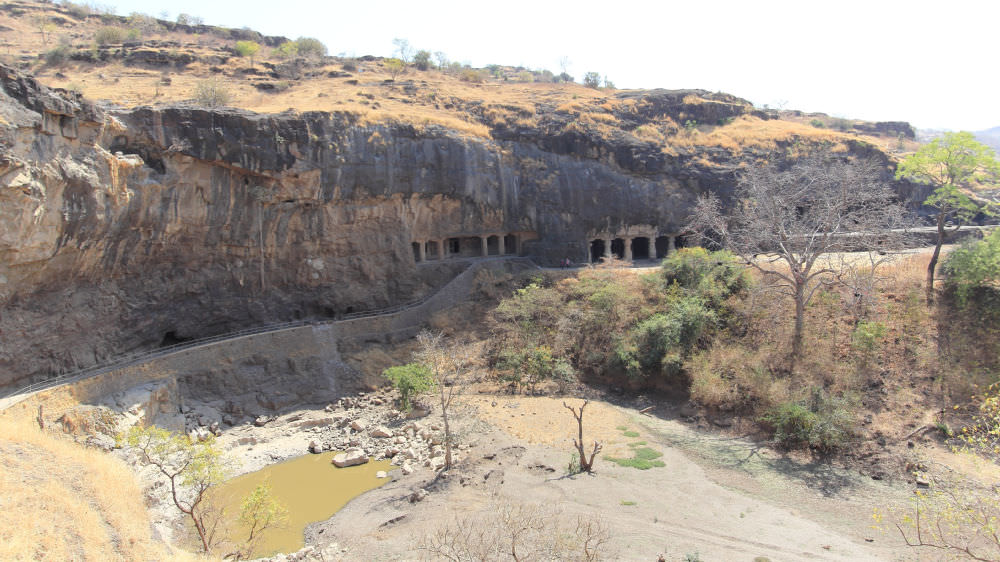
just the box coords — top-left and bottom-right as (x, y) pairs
(624, 238), (633, 261)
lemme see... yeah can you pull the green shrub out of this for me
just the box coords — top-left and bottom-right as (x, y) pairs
(620, 297), (716, 379)
(342, 59), (357, 72)
(583, 71), (601, 88)
(660, 247), (748, 305)
(413, 50), (431, 70)
(273, 41), (298, 59)
(459, 67), (485, 83)
(763, 391), (856, 451)
(383, 363), (434, 411)
(94, 26), (125, 45)
(831, 117), (853, 131)
(193, 78), (231, 107)
(43, 45), (71, 65)
(809, 119), (825, 128)
(294, 37), (327, 58)
(234, 40), (260, 66)
(496, 345), (573, 394)
(851, 320), (887, 355)
(943, 229), (1000, 305)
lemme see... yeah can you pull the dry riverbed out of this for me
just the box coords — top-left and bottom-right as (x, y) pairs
(103, 387), (921, 561)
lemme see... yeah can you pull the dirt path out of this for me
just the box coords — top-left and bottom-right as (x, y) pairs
(308, 395), (915, 561)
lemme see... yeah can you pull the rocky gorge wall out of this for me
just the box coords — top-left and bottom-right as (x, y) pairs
(0, 63), (917, 389)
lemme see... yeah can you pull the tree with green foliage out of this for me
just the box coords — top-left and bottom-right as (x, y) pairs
(273, 41), (298, 59)
(384, 57), (405, 80)
(294, 37), (327, 58)
(383, 362), (434, 411)
(582, 72), (601, 88)
(231, 483), (288, 560)
(944, 228), (1000, 305)
(896, 131), (1000, 303)
(413, 49), (432, 70)
(234, 40), (260, 68)
(127, 426), (226, 553)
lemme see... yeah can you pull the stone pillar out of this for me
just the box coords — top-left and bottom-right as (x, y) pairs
(668, 235), (677, 253)
(417, 241), (426, 262)
(624, 238), (633, 261)
(480, 236), (488, 257)
(604, 239), (612, 258)
(440, 239), (448, 259)
(498, 235), (506, 256)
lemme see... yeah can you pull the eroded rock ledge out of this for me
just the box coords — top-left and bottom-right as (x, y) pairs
(0, 63), (912, 388)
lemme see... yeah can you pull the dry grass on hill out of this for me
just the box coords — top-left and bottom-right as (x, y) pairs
(0, 417), (203, 561)
(0, 1), (899, 152)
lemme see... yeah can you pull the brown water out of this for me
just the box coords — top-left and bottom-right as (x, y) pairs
(211, 452), (394, 557)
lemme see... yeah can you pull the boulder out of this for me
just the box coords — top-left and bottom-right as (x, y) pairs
(308, 440), (322, 454)
(332, 449), (369, 468)
(400, 462), (413, 475)
(409, 488), (428, 503)
(350, 420), (367, 432)
(376, 470), (388, 479)
(371, 426), (392, 438)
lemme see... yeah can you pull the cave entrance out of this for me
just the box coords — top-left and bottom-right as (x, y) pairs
(411, 242), (422, 262)
(460, 237), (482, 257)
(425, 240), (440, 260)
(611, 238), (625, 260)
(589, 239), (606, 263)
(447, 237), (461, 257)
(486, 235), (500, 256)
(655, 236), (671, 259)
(503, 234), (517, 255)
(160, 330), (190, 347)
(675, 235), (687, 250)
(631, 237), (650, 260)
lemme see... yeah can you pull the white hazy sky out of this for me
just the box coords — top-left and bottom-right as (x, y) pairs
(104, 0), (999, 131)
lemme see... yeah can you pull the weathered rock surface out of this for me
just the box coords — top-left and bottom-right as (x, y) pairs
(332, 448), (369, 468)
(0, 63), (921, 389)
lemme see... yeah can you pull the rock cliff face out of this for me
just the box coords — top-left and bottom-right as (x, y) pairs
(0, 64), (910, 389)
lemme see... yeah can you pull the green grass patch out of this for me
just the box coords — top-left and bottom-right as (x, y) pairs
(616, 425), (628, 431)
(620, 500), (637, 506)
(606, 446), (665, 470)
(633, 447), (662, 461)
(628, 441), (647, 447)
(623, 430), (640, 438)
(606, 456), (666, 470)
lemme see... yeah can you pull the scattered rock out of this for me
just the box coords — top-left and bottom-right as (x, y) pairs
(400, 462), (413, 475)
(350, 420), (367, 432)
(371, 426), (392, 438)
(484, 468), (505, 483)
(409, 488), (428, 503)
(253, 415), (271, 427)
(308, 440), (322, 454)
(332, 449), (369, 468)
(376, 470), (388, 478)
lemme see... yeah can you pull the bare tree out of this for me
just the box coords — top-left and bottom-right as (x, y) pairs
(563, 400), (602, 473)
(688, 156), (913, 359)
(416, 330), (474, 471)
(392, 37), (413, 63)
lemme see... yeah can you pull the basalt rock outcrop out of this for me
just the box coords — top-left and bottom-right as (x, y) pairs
(0, 63), (914, 389)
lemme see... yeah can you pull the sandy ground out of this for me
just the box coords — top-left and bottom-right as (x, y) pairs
(307, 394), (918, 561)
